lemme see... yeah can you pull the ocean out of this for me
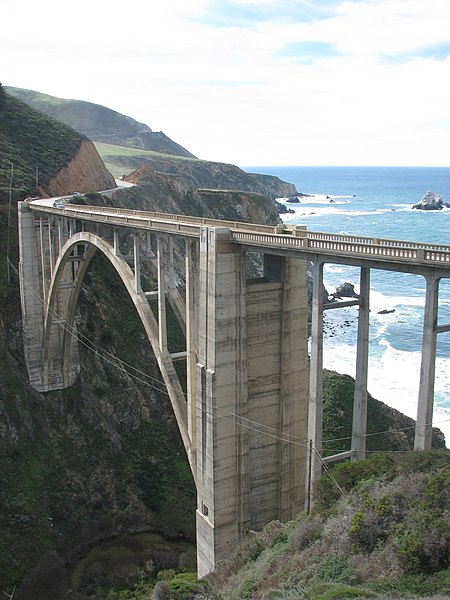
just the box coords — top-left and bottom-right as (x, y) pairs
(244, 166), (450, 446)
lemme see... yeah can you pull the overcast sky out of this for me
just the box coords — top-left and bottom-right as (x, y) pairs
(2, 0), (450, 166)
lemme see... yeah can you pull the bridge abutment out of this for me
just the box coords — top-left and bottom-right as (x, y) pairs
(18, 201), (80, 391)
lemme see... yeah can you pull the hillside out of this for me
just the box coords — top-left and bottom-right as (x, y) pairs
(5, 86), (299, 201)
(6, 86), (196, 159)
(0, 89), (115, 202)
(207, 450), (450, 600)
(100, 144), (298, 200)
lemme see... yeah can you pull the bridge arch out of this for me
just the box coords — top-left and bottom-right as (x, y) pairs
(42, 231), (194, 469)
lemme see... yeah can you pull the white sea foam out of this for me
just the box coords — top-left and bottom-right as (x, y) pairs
(282, 206), (384, 220)
(278, 166), (450, 446)
(320, 336), (450, 446)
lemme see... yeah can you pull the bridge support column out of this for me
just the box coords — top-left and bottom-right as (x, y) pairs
(133, 233), (141, 293)
(186, 239), (197, 451)
(157, 235), (168, 352)
(352, 267), (370, 460)
(19, 202), (47, 389)
(306, 258), (324, 506)
(415, 274), (439, 450)
(195, 228), (309, 577)
(196, 227), (246, 577)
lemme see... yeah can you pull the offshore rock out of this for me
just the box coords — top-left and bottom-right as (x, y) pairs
(332, 281), (359, 299)
(412, 190), (450, 210)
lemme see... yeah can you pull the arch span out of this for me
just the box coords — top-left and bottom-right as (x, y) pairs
(43, 231), (194, 473)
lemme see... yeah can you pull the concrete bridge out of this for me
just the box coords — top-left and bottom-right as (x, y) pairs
(18, 199), (450, 576)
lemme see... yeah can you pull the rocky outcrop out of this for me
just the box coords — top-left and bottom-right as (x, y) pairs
(43, 139), (116, 196)
(331, 281), (359, 300)
(412, 190), (450, 210)
(117, 157), (298, 200)
(111, 166), (282, 231)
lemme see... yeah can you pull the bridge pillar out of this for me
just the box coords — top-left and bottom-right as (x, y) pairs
(306, 258), (324, 505)
(351, 267), (370, 460)
(196, 226), (246, 576)
(18, 202), (80, 391)
(195, 227), (308, 577)
(185, 239), (198, 451)
(415, 274), (439, 450)
(18, 201), (47, 389)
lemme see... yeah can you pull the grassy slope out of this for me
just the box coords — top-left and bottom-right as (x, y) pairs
(207, 450), (450, 600)
(6, 87), (196, 158)
(95, 142), (214, 179)
(6, 87), (153, 135)
(0, 92), (84, 202)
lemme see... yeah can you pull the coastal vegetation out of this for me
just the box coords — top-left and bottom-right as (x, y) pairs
(207, 449), (449, 600)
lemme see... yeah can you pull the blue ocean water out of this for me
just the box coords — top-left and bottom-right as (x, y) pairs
(244, 166), (450, 445)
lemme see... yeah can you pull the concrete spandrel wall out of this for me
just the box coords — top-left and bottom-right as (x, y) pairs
(246, 282), (283, 528)
(246, 257), (308, 529)
(279, 257), (309, 519)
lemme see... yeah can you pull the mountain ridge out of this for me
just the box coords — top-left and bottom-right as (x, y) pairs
(6, 86), (196, 159)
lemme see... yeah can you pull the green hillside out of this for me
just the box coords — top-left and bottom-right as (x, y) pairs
(95, 142), (298, 200)
(0, 85), (85, 203)
(207, 450), (450, 600)
(6, 86), (196, 158)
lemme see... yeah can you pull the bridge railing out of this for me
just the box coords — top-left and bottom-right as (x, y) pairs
(28, 202), (450, 265)
(65, 204), (279, 234)
(231, 231), (450, 264)
(284, 227), (450, 252)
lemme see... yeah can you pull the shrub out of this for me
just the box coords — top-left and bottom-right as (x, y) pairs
(316, 555), (358, 585)
(314, 454), (396, 512)
(395, 512), (449, 573)
(157, 569), (176, 582)
(166, 571), (209, 599)
(291, 515), (322, 551)
(307, 582), (373, 599)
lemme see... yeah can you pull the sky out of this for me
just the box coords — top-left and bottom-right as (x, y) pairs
(2, 0), (450, 166)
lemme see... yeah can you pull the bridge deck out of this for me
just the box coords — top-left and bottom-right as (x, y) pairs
(29, 202), (450, 274)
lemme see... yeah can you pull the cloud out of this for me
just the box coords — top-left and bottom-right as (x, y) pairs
(275, 40), (341, 62)
(1, 0), (450, 165)
(193, 0), (345, 27)
(382, 43), (450, 63)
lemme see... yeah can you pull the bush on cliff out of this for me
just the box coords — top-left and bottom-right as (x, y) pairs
(208, 450), (450, 600)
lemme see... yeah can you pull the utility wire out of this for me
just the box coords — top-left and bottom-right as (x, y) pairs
(10, 256), (447, 455)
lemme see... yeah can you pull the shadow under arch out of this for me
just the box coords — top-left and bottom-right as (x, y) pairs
(43, 231), (194, 474)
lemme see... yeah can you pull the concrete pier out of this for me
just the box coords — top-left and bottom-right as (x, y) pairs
(195, 228), (308, 576)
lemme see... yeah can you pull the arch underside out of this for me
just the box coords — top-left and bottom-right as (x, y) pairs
(43, 231), (195, 474)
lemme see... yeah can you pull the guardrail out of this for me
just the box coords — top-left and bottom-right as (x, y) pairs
(28, 202), (450, 267)
(56, 204), (279, 234)
(231, 231), (450, 265)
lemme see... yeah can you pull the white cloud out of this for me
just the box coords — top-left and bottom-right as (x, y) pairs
(1, 0), (450, 165)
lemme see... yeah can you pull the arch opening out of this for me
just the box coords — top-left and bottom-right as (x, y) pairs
(43, 231), (194, 472)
